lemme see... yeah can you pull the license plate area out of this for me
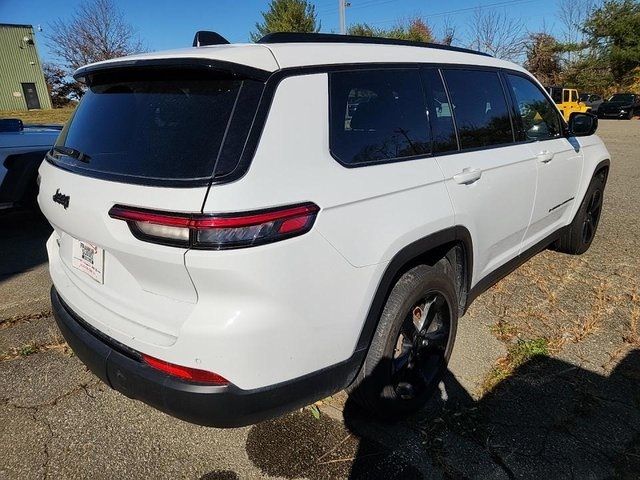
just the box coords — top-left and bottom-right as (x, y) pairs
(72, 238), (104, 284)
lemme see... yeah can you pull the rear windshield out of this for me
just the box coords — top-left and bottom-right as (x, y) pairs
(53, 69), (245, 184)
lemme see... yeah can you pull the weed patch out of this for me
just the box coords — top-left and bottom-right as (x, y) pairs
(482, 338), (549, 393)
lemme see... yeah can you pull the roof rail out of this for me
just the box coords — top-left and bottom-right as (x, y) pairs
(193, 31), (230, 47)
(257, 32), (492, 57)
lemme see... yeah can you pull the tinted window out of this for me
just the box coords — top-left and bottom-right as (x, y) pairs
(608, 94), (635, 103)
(507, 74), (562, 141)
(54, 69), (243, 181)
(570, 90), (578, 102)
(330, 69), (430, 165)
(548, 88), (563, 104)
(442, 69), (514, 149)
(422, 69), (457, 152)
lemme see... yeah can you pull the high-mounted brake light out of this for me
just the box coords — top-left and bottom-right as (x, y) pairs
(142, 354), (229, 385)
(108, 202), (320, 249)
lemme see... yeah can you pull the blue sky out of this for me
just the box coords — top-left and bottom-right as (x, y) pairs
(1, 0), (564, 63)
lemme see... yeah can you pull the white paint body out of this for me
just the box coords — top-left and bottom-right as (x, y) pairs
(39, 42), (610, 390)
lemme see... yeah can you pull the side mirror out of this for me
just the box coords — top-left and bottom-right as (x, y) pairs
(568, 112), (598, 136)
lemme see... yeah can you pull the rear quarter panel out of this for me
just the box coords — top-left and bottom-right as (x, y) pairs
(193, 73), (455, 388)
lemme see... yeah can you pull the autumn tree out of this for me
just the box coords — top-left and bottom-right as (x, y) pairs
(525, 33), (562, 85)
(348, 17), (436, 43)
(43, 63), (83, 107)
(251, 0), (319, 42)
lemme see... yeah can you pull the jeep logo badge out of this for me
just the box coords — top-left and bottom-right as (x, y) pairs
(52, 189), (70, 209)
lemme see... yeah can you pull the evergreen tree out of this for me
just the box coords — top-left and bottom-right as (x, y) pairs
(583, 0), (640, 86)
(251, 0), (319, 42)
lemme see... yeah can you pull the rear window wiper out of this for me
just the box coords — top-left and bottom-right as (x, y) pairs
(51, 145), (91, 163)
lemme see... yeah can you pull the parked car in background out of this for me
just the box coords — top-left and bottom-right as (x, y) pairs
(597, 93), (640, 119)
(579, 93), (604, 114)
(545, 86), (590, 121)
(41, 32), (610, 428)
(0, 119), (61, 212)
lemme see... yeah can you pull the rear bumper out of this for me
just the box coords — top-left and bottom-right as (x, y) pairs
(51, 286), (363, 427)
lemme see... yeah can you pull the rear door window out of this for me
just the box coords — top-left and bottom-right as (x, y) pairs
(329, 69), (431, 166)
(442, 69), (514, 149)
(52, 68), (249, 184)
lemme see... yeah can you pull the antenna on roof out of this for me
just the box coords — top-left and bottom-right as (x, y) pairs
(192, 31), (230, 47)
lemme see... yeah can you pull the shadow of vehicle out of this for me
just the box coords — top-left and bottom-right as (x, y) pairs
(0, 210), (51, 283)
(245, 350), (640, 479)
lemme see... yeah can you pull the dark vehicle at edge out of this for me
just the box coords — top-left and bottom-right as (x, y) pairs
(597, 93), (640, 119)
(0, 118), (62, 212)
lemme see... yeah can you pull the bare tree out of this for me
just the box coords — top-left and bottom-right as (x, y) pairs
(46, 0), (144, 72)
(557, 0), (597, 63)
(440, 16), (457, 46)
(468, 8), (526, 61)
(558, 0), (596, 45)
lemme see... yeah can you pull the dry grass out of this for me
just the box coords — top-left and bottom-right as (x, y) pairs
(0, 326), (69, 361)
(569, 281), (610, 343)
(623, 290), (640, 345)
(0, 107), (75, 125)
(0, 310), (52, 328)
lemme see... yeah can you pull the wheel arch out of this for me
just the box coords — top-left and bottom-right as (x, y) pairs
(593, 158), (610, 178)
(354, 225), (473, 353)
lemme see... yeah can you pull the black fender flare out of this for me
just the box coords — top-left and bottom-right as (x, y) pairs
(354, 225), (473, 353)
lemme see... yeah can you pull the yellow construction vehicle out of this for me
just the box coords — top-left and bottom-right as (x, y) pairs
(545, 86), (590, 121)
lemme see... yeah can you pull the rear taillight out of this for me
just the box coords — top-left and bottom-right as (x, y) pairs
(142, 354), (228, 385)
(108, 202), (320, 249)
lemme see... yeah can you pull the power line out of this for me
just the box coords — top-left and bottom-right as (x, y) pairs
(318, 0), (401, 16)
(368, 0), (537, 26)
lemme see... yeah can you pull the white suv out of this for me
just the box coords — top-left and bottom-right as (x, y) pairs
(39, 32), (610, 427)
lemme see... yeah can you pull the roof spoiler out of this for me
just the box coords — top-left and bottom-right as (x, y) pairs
(74, 58), (270, 83)
(192, 31), (230, 47)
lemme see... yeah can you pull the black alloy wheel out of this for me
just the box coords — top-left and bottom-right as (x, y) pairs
(391, 291), (451, 401)
(581, 188), (602, 244)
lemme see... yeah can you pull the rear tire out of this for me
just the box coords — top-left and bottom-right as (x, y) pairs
(554, 169), (607, 255)
(347, 258), (458, 418)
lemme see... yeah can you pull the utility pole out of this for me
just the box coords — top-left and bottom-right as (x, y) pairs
(339, 0), (346, 35)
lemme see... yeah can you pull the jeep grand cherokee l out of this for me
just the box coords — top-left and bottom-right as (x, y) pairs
(39, 32), (609, 427)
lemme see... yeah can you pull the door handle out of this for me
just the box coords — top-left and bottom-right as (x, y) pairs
(536, 150), (554, 163)
(453, 167), (482, 185)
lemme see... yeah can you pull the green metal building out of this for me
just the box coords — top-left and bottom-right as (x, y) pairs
(0, 24), (52, 110)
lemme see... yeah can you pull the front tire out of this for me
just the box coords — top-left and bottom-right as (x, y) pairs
(555, 169), (607, 255)
(348, 259), (458, 418)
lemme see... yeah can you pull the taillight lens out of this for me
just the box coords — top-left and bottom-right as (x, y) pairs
(108, 202), (320, 249)
(142, 354), (228, 385)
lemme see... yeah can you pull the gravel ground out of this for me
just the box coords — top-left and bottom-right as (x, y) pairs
(0, 119), (638, 479)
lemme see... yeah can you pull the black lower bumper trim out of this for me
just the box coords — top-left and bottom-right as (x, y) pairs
(51, 287), (363, 427)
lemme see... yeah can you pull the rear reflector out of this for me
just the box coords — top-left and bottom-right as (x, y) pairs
(108, 202), (320, 249)
(142, 354), (229, 385)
